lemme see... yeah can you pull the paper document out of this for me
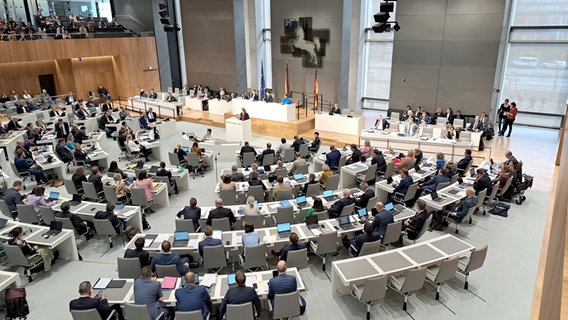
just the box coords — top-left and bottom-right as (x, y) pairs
(245, 275), (257, 288)
(154, 234), (170, 244)
(93, 278), (112, 290)
(119, 210), (136, 218)
(311, 229), (322, 236)
(200, 274), (217, 288)
(188, 239), (200, 248)
(263, 235), (277, 242)
(161, 277), (177, 289)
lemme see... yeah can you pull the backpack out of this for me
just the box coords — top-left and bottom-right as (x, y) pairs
(5, 288), (29, 319)
(490, 201), (510, 217)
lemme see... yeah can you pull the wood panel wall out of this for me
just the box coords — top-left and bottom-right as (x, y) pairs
(0, 37), (160, 100)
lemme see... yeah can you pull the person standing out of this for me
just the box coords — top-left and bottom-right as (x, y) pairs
(502, 102), (518, 137)
(497, 99), (510, 136)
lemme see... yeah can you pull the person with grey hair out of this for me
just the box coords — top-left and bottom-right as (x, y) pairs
(327, 189), (355, 218)
(133, 266), (168, 320)
(69, 280), (124, 319)
(401, 199), (430, 240)
(355, 182), (375, 208)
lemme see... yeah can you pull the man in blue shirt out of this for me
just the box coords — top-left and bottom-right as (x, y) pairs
(175, 272), (211, 319)
(456, 149), (473, 176)
(281, 94), (291, 104)
(150, 240), (189, 277)
(133, 267), (168, 320)
(218, 271), (261, 318)
(198, 226), (223, 257)
(325, 145), (341, 168)
(268, 260), (297, 308)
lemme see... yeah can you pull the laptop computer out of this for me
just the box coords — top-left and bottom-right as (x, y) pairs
(384, 203), (394, 211)
(305, 215), (319, 229)
(430, 190), (445, 203)
(228, 273), (236, 286)
(295, 196), (307, 208)
(337, 216), (355, 230)
(386, 177), (394, 184)
(293, 173), (306, 182)
(182, 146), (190, 153)
(357, 208), (368, 219)
(277, 223), (291, 238)
(469, 168), (476, 177)
(149, 165), (160, 173)
(47, 191), (59, 201)
(43, 221), (63, 237)
(172, 231), (189, 247)
(447, 188), (460, 195)
(323, 190), (336, 201)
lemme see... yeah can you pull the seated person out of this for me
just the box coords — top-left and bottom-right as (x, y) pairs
(360, 140), (372, 158)
(327, 189), (355, 218)
(401, 199), (430, 240)
(239, 141), (257, 163)
(110, 173), (130, 202)
(291, 135), (305, 152)
(156, 161), (179, 194)
(319, 164), (334, 189)
(174, 143), (188, 162)
(308, 132), (320, 152)
(124, 237), (150, 267)
(55, 138), (74, 163)
(258, 142), (275, 164)
(342, 223), (381, 256)
(125, 134), (151, 162)
(108, 161), (127, 179)
(388, 168), (413, 203)
(247, 171), (266, 190)
(202, 128), (214, 141)
(457, 149), (473, 176)
(8, 226), (55, 270)
(94, 202), (123, 234)
(272, 232), (306, 261)
(433, 188), (477, 229)
(69, 281), (123, 320)
(151, 240), (190, 277)
(346, 144), (361, 165)
(268, 261), (301, 310)
(395, 149), (415, 172)
(371, 149), (387, 173)
(290, 152), (307, 174)
(175, 272), (212, 318)
(435, 152), (446, 171)
(219, 174), (236, 191)
(55, 201), (94, 239)
(361, 202), (394, 238)
(190, 142), (203, 163)
(198, 226), (223, 257)
(301, 173), (319, 195)
(354, 182), (375, 208)
(493, 165), (512, 189)
(145, 107), (157, 123)
(243, 196), (261, 216)
(14, 149), (48, 184)
(374, 114), (389, 130)
(205, 198), (237, 228)
(87, 166), (104, 193)
(230, 164), (245, 182)
(276, 138), (291, 159)
(473, 168), (493, 197)
(133, 267), (170, 320)
(272, 176), (291, 200)
(325, 145), (341, 169)
(74, 143), (101, 168)
(218, 271), (261, 318)
(177, 197), (201, 231)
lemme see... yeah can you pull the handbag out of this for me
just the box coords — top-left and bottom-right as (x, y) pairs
(490, 201), (510, 217)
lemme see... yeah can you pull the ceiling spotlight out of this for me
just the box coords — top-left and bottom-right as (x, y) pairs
(374, 12), (390, 23)
(380, 2), (394, 13)
(372, 22), (391, 33)
(393, 22), (401, 32)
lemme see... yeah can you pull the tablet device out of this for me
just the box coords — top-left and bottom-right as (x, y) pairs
(228, 274), (236, 285)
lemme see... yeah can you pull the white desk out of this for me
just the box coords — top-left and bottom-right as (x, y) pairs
(232, 99), (296, 122)
(53, 201), (143, 231)
(208, 99), (234, 115)
(225, 118), (252, 143)
(316, 113), (365, 136)
(0, 131), (26, 161)
(149, 119), (177, 139)
(129, 97), (181, 118)
(0, 271), (21, 291)
(32, 145), (65, 180)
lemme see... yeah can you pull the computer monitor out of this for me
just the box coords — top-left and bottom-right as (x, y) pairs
(293, 173), (303, 180)
(228, 274), (236, 285)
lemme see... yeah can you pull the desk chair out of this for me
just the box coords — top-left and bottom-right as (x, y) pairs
(406, 159), (416, 171)
(381, 220), (402, 251)
(332, 155), (347, 174)
(474, 188), (488, 216)
(459, 131), (471, 142)
(453, 119), (465, 129)
(220, 189), (238, 206)
(39, 206), (55, 224)
(240, 244), (267, 271)
(309, 230), (338, 271)
(241, 152), (256, 168)
(351, 275), (388, 320)
(273, 168), (288, 178)
(16, 204), (41, 224)
(212, 217), (231, 232)
(124, 303), (165, 320)
(448, 205), (476, 235)
(305, 183), (322, 197)
(377, 161), (395, 181)
(482, 182), (500, 215)
(0, 199), (18, 220)
(203, 245), (227, 273)
(64, 178), (83, 195)
(10, 162), (31, 189)
(388, 267), (427, 311)
(155, 264), (180, 278)
(457, 245), (488, 289)
(326, 174), (340, 191)
(55, 216), (88, 239)
(365, 195), (378, 212)
(496, 175), (514, 201)
(274, 206), (294, 225)
(175, 218), (197, 233)
(339, 203), (355, 217)
(276, 189), (294, 201)
(357, 164), (377, 185)
(261, 153), (275, 166)
(313, 210), (329, 221)
(410, 215), (432, 243)
(436, 181), (450, 191)
(103, 185), (126, 205)
(352, 239), (381, 257)
(294, 164), (309, 175)
(71, 308), (117, 320)
(117, 139), (132, 161)
(227, 302), (255, 320)
(393, 182), (419, 207)
(270, 291), (300, 319)
(421, 127), (433, 138)
(308, 143), (320, 160)
(169, 151), (187, 168)
(4, 243), (44, 282)
(175, 310), (206, 320)
(130, 188), (153, 213)
(457, 159), (474, 177)
(154, 176), (173, 195)
(299, 143), (309, 159)
(425, 256), (459, 300)
(247, 185), (266, 203)
(282, 148), (294, 163)
(243, 215), (264, 229)
(93, 219), (123, 249)
(286, 248), (308, 269)
(82, 181), (104, 202)
(117, 257), (142, 278)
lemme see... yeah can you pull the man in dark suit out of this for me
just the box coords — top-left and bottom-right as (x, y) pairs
(390, 168), (413, 203)
(177, 197), (201, 231)
(87, 166), (104, 193)
(327, 189), (356, 218)
(146, 107), (157, 123)
(374, 114), (390, 130)
(414, 169), (450, 201)
(74, 126), (89, 144)
(291, 135), (305, 152)
(265, 90), (274, 102)
(175, 272), (212, 318)
(65, 92), (76, 105)
(76, 105), (90, 120)
(151, 240), (189, 276)
(258, 142), (275, 164)
(268, 261), (297, 308)
(434, 188), (477, 228)
(7, 116), (21, 131)
(343, 222), (381, 256)
(473, 168), (493, 197)
(272, 232), (306, 261)
(75, 143), (99, 168)
(239, 141), (257, 162)
(206, 198), (237, 228)
(69, 281), (124, 320)
(55, 138), (74, 163)
(402, 199), (430, 240)
(16, 103), (29, 114)
(197, 226), (222, 257)
(86, 97), (99, 109)
(229, 165), (245, 182)
(54, 118), (70, 139)
(371, 149), (387, 173)
(101, 99), (115, 112)
(346, 144), (362, 165)
(98, 85), (110, 99)
(308, 132), (320, 152)
(251, 89), (259, 101)
(325, 145), (341, 168)
(133, 267), (169, 320)
(99, 110), (116, 137)
(364, 202), (394, 238)
(14, 149), (48, 183)
(124, 237), (150, 267)
(219, 271), (261, 318)
(49, 105), (64, 117)
(149, 89), (158, 99)
(417, 111), (431, 125)
(456, 149), (473, 176)
(247, 171), (266, 191)
(355, 182), (375, 208)
(94, 202), (122, 234)
(156, 161), (179, 194)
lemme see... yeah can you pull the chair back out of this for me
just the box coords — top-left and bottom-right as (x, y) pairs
(274, 167), (288, 178)
(130, 188), (149, 207)
(381, 221), (402, 248)
(220, 189), (238, 206)
(475, 188), (488, 209)
(484, 181), (499, 204)
(243, 214), (264, 229)
(436, 181), (450, 191)
(70, 308), (105, 320)
(295, 164), (309, 175)
(0, 199), (16, 218)
(39, 206), (55, 224)
(93, 219), (117, 236)
(464, 159), (474, 175)
(461, 205), (477, 225)
(212, 217), (231, 231)
(5, 243), (36, 267)
(286, 248), (308, 269)
(298, 143), (309, 158)
(406, 159), (416, 171)
(247, 185), (265, 203)
(64, 178), (79, 195)
(313, 210), (329, 221)
(450, 173), (460, 184)
(276, 189), (294, 201)
(305, 183), (322, 197)
(433, 256), (460, 284)
(366, 195), (378, 212)
(340, 203), (355, 217)
(242, 152), (256, 168)
(389, 112), (400, 122)
(399, 267), (427, 293)
(275, 206), (294, 224)
(421, 127), (433, 137)
(337, 155), (347, 171)
(168, 152), (182, 167)
(453, 119), (464, 128)
(314, 231), (338, 255)
(175, 218), (196, 233)
(359, 275), (388, 302)
(227, 302), (255, 320)
(363, 164), (377, 182)
(463, 245), (488, 274)
(17, 204), (40, 224)
(403, 183), (419, 203)
(154, 176), (172, 194)
(203, 245), (227, 270)
(261, 153), (274, 166)
(175, 310), (203, 320)
(384, 161), (395, 179)
(358, 239), (381, 256)
(124, 303), (152, 320)
(272, 291), (300, 319)
(326, 174), (339, 191)
(82, 182), (102, 202)
(244, 244), (267, 270)
(415, 215), (432, 241)
(155, 264), (180, 278)
(283, 148), (294, 163)
(497, 176), (514, 197)
(55, 216), (78, 235)
(187, 153), (201, 167)
(460, 131), (471, 141)
(117, 257), (142, 278)
(103, 185), (121, 204)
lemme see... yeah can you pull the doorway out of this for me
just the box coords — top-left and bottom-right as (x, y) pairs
(38, 74), (57, 96)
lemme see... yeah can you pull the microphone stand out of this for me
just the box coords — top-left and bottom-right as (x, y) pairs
(214, 153), (220, 184)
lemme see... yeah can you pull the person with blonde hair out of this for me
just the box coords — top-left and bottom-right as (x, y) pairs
(319, 164), (334, 188)
(244, 196), (260, 216)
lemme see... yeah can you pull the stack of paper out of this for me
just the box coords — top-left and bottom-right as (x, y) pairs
(200, 274), (217, 287)
(263, 235), (277, 242)
(245, 275), (257, 288)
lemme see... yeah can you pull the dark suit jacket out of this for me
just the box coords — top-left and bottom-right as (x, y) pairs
(177, 206), (201, 230)
(454, 196), (477, 222)
(7, 120), (21, 131)
(55, 122), (70, 139)
(69, 296), (112, 319)
(406, 210), (429, 240)
(457, 155), (473, 171)
(50, 110), (62, 117)
(374, 118), (390, 129)
(124, 248), (150, 267)
(240, 145), (257, 157)
(146, 111), (157, 122)
(355, 189), (375, 208)
(371, 154), (387, 173)
(325, 150), (341, 167)
(198, 237), (223, 257)
(268, 274), (297, 304)
(328, 197), (356, 218)
(351, 231), (381, 255)
(219, 286), (261, 317)
(56, 144), (74, 163)
(371, 210), (394, 237)
(76, 109), (89, 120)
(248, 178), (266, 190)
(292, 139), (305, 152)
(239, 113), (250, 121)
(94, 210), (121, 234)
(74, 131), (89, 144)
(16, 105), (28, 114)
(279, 243), (306, 261)
(394, 175), (413, 195)
(206, 207), (237, 226)
(473, 174), (493, 197)
(87, 174), (103, 193)
(347, 149), (362, 164)
(151, 253), (188, 276)
(259, 148), (275, 163)
(421, 175), (449, 192)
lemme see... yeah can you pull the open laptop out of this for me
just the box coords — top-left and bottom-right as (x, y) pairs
(47, 191), (59, 201)
(384, 203), (394, 211)
(277, 223), (291, 238)
(293, 173), (306, 183)
(386, 177), (394, 184)
(337, 216), (355, 230)
(357, 208), (368, 223)
(430, 190), (446, 203)
(323, 190), (336, 201)
(305, 215), (319, 230)
(295, 196), (307, 208)
(469, 168), (476, 177)
(43, 220), (63, 237)
(173, 231), (189, 247)
(149, 165), (160, 174)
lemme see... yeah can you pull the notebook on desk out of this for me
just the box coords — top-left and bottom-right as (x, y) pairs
(277, 223), (291, 238)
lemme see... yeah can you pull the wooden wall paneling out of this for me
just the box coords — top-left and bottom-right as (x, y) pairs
(54, 59), (76, 95)
(0, 60), (56, 96)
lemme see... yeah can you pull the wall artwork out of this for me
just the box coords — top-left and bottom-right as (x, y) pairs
(280, 17), (329, 68)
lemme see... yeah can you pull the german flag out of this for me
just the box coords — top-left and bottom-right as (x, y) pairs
(313, 61), (319, 108)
